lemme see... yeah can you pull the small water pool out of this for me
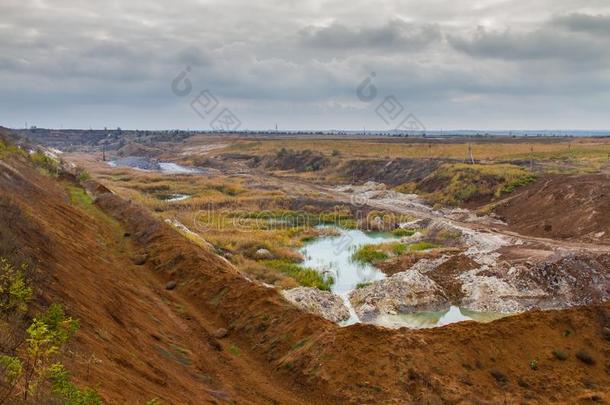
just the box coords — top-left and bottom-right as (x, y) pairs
(158, 162), (201, 174)
(107, 157), (203, 174)
(300, 226), (505, 328)
(376, 306), (507, 329)
(160, 194), (191, 202)
(300, 226), (396, 295)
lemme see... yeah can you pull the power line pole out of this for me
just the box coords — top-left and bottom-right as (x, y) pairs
(467, 143), (475, 164)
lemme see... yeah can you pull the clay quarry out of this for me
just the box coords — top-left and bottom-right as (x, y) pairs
(0, 127), (609, 403)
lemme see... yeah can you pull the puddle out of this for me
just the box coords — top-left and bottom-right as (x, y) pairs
(301, 226), (506, 328)
(300, 226), (397, 324)
(160, 194), (191, 202)
(376, 306), (507, 329)
(158, 162), (201, 174)
(107, 157), (203, 174)
(300, 226), (396, 295)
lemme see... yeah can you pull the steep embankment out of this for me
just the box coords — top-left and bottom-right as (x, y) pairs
(0, 150), (330, 403)
(1, 136), (609, 403)
(494, 174), (610, 243)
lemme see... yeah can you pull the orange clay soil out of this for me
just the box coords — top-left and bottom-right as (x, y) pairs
(1, 153), (609, 404)
(494, 174), (610, 244)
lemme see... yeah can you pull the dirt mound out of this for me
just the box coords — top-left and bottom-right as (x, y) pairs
(337, 158), (441, 186)
(523, 252), (610, 304)
(427, 254), (480, 302)
(257, 148), (329, 172)
(116, 141), (163, 158)
(494, 174), (610, 242)
(416, 163), (536, 207)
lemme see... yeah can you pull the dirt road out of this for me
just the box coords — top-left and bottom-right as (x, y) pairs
(248, 171), (610, 254)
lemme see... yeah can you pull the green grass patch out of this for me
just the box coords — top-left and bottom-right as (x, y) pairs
(356, 282), (372, 289)
(0, 139), (27, 158)
(230, 209), (356, 229)
(30, 150), (60, 176)
(351, 245), (389, 264)
(408, 242), (438, 251)
(263, 260), (333, 291)
(352, 241), (409, 264)
(419, 163), (536, 206)
(228, 345), (241, 356)
(67, 185), (93, 208)
(391, 228), (416, 237)
(390, 242), (407, 255)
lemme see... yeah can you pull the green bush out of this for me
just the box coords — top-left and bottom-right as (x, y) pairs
(0, 258), (33, 315)
(48, 363), (102, 404)
(0, 257), (90, 403)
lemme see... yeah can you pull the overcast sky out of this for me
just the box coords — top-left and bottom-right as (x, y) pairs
(1, 0), (609, 130)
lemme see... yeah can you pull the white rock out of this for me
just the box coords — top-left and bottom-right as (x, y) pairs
(282, 287), (350, 323)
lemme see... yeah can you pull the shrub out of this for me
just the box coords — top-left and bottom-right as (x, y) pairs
(47, 363), (102, 404)
(0, 302), (98, 404)
(0, 258), (33, 316)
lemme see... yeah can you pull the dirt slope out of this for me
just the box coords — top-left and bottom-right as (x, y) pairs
(494, 174), (610, 243)
(0, 153), (328, 404)
(336, 158), (442, 186)
(1, 146), (609, 403)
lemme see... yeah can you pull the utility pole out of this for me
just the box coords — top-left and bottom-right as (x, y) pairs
(467, 143), (475, 164)
(102, 144), (106, 162)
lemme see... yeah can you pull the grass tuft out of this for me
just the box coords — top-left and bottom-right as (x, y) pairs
(263, 260), (333, 291)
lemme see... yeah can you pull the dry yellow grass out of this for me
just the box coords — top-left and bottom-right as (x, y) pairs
(220, 137), (610, 163)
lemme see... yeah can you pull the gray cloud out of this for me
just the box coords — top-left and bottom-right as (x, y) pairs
(1, 0), (610, 130)
(553, 13), (610, 36)
(299, 19), (442, 50)
(447, 25), (610, 62)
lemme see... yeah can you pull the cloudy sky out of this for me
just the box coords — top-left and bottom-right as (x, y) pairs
(1, 0), (609, 130)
